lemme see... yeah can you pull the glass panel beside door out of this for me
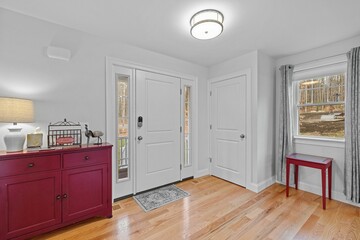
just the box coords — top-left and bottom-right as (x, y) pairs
(181, 79), (195, 179)
(116, 74), (129, 181)
(184, 85), (192, 168)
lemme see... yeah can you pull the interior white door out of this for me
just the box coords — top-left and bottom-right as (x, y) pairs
(136, 70), (181, 192)
(210, 75), (247, 186)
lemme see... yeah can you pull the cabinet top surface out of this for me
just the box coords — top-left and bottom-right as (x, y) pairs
(0, 143), (113, 159)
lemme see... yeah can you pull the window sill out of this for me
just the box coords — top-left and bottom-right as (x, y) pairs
(294, 136), (345, 148)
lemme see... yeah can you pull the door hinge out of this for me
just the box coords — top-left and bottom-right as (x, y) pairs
(180, 164), (182, 170)
(180, 88), (182, 95)
(209, 157), (212, 163)
(180, 126), (182, 132)
(210, 91), (212, 96)
(210, 124), (212, 130)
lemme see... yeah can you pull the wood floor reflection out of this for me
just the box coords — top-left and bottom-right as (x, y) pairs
(32, 176), (360, 240)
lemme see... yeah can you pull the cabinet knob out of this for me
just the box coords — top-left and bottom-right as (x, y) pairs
(28, 163), (35, 168)
(63, 194), (68, 199)
(56, 195), (61, 200)
(84, 156), (90, 160)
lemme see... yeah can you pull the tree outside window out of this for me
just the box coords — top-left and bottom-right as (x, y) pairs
(296, 73), (345, 138)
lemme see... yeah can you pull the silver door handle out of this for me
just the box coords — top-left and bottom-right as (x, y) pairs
(138, 136), (143, 141)
(240, 134), (245, 139)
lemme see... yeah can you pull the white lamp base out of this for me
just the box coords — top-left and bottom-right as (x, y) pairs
(4, 124), (25, 152)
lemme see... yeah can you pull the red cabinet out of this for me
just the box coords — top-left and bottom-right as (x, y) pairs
(62, 164), (108, 222)
(0, 171), (62, 240)
(0, 144), (112, 240)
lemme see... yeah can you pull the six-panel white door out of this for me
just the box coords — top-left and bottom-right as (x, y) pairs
(135, 70), (181, 192)
(210, 75), (247, 186)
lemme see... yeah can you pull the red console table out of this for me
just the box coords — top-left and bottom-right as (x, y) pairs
(0, 143), (112, 240)
(286, 153), (332, 210)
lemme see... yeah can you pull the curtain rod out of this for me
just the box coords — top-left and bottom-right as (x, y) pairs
(279, 52), (347, 71)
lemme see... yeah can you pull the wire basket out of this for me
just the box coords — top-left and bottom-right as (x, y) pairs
(47, 119), (82, 148)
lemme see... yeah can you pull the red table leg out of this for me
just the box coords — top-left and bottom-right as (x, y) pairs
(295, 165), (298, 190)
(328, 163), (332, 200)
(286, 161), (290, 197)
(321, 168), (326, 210)
(285, 153), (332, 209)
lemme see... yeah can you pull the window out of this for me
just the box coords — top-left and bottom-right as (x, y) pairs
(183, 85), (192, 167)
(295, 73), (345, 139)
(116, 74), (129, 180)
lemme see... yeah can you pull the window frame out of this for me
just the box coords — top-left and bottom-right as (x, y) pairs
(292, 61), (347, 141)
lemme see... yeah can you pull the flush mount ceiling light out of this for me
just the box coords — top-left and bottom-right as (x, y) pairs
(190, 9), (224, 40)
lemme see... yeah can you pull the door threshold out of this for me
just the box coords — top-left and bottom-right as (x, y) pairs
(114, 177), (194, 201)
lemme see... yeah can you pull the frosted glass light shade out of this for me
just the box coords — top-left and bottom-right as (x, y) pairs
(0, 97), (34, 123)
(190, 9), (224, 40)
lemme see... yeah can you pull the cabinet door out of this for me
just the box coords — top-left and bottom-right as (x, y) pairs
(62, 164), (108, 222)
(0, 172), (61, 239)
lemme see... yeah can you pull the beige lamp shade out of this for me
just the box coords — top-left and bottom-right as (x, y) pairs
(0, 97), (34, 123)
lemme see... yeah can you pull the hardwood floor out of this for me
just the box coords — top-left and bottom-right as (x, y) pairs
(32, 176), (360, 240)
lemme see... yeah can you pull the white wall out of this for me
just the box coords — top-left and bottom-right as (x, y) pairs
(275, 34), (360, 206)
(208, 51), (258, 79)
(257, 52), (276, 184)
(0, 9), (209, 174)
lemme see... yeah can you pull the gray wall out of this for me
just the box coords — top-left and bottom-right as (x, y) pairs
(0, 9), (209, 175)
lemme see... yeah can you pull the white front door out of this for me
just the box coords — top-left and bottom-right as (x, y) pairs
(136, 70), (181, 192)
(210, 75), (247, 186)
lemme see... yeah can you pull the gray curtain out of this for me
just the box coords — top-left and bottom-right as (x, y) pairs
(345, 46), (360, 203)
(277, 65), (294, 183)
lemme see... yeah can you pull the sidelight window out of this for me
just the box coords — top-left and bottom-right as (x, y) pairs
(183, 85), (192, 167)
(116, 74), (129, 180)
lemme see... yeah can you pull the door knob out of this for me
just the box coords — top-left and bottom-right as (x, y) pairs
(240, 134), (245, 139)
(138, 136), (143, 141)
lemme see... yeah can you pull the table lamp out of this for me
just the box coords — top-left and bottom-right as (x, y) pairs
(0, 97), (34, 152)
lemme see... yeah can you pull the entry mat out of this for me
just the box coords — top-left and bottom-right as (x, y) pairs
(133, 184), (190, 212)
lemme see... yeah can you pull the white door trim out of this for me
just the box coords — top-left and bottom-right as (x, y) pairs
(105, 64), (136, 200)
(106, 57), (197, 81)
(106, 57), (198, 199)
(180, 78), (197, 180)
(208, 69), (252, 190)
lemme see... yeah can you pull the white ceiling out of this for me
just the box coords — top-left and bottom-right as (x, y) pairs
(1, 0), (360, 66)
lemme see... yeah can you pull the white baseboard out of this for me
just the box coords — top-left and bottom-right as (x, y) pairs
(247, 176), (276, 193)
(246, 183), (258, 193)
(297, 181), (360, 207)
(276, 180), (360, 207)
(194, 168), (209, 178)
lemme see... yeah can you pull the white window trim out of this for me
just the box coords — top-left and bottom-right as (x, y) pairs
(292, 54), (347, 142)
(294, 135), (345, 149)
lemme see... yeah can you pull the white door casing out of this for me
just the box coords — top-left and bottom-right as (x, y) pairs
(106, 65), (136, 199)
(135, 70), (181, 192)
(181, 78), (196, 179)
(106, 57), (198, 199)
(210, 73), (250, 187)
